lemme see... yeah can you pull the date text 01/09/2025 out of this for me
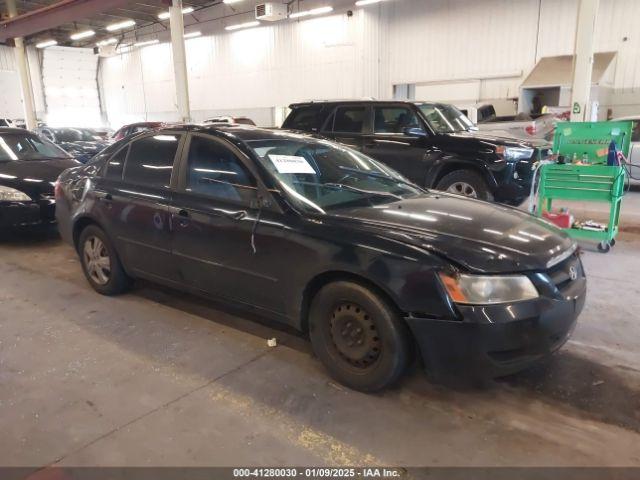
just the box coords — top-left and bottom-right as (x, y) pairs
(232, 468), (404, 478)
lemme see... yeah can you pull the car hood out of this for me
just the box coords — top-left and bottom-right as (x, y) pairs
(328, 194), (575, 273)
(448, 130), (550, 149)
(0, 158), (80, 197)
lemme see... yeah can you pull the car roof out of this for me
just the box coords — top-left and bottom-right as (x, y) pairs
(155, 124), (318, 142)
(288, 99), (447, 109)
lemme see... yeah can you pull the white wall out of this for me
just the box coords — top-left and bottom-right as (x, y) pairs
(0, 45), (46, 121)
(98, 0), (640, 127)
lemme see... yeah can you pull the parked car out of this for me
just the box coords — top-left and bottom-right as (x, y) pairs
(457, 103), (556, 141)
(282, 100), (552, 204)
(0, 128), (79, 229)
(55, 125), (585, 391)
(0, 118), (16, 128)
(112, 122), (165, 141)
(34, 127), (111, 163)
(612, 116), (640, 185)
(203, 116), (256, 126)
(88, 127), (115, 140)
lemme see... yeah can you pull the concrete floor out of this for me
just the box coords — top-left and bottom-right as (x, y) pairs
(1, 194), (640, 468)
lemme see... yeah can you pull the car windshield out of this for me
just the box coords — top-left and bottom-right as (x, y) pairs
(417, 103), (474, 133)
(0, 133), (71, 161)
(247, 136), (423, 213)
(55, 128), (101, 142)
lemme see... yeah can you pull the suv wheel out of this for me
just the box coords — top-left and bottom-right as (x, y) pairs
(308, 281), (411, 392)
(79, 225), (131, 295)
(436, 170), (492, 201)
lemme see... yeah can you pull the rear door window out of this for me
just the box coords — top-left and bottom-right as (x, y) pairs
(332, 106), (366, 133)
(123, 134), (182, 188)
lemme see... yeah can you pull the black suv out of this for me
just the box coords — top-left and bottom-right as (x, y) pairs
(282, 100), (551, 204)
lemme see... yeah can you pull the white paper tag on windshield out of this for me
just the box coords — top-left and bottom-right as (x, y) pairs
(269, 154), (316, 174)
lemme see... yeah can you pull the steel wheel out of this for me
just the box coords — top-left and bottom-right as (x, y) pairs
(446, 181), (478, 198)
(83, 236), (111, 285)
(329, 302), (381, 369)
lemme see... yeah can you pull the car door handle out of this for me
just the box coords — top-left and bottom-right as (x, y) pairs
(175, 208), (190, 227)
(213, 209), (247, 221)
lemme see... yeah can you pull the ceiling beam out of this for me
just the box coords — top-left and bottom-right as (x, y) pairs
(0, 0), (160, 41)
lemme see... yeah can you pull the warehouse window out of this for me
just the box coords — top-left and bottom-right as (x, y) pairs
(105, 146), (128, 180)
(123, 134), (181, 188)
(185, 136), (256, 203)
(333, 107), (366, 133)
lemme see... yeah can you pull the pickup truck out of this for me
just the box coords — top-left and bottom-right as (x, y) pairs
(458, 104), (556, 141)
(282, 100), (552, 205)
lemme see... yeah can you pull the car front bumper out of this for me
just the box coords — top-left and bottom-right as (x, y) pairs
(0, 199), (56, 228)
(406, 265), (586, 383)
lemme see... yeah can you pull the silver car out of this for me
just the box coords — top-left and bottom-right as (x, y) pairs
(613, 116), (640, 186)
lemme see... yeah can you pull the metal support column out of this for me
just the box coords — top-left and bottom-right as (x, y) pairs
(169, 0), (191, 123)
(6, 0), (37, 130)
(570, 0), (599, 122)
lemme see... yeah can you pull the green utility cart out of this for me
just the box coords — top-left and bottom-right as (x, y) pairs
(536, 121), (632, 253)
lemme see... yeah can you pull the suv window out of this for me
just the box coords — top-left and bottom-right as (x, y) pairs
(631, 120), (640, 142)
(123, 134), (181, 187)
(285, 106), (323, 131)
(186, 135), (256, 203)
(373, 107), (423, 134)
(105, 146), (128, 180)
(332, 106), (366, 133)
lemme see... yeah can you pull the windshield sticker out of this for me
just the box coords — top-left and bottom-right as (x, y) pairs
(269, 154), (316, 174)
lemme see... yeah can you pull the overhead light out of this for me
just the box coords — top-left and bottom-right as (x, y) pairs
(289, 5), (333, 18)
(223, 0), (243, 3)
(134, 39), (160, 47)
(106, 19), (135, 31)
(225, 20), (260, 31)
(184, 31), (202, 39)
(96, 38), (118, 47)
(35, 39), (57, 49)
(70, 30), (95, 41)
(355, 0), (384, 5)
(158, 6), (195, 20)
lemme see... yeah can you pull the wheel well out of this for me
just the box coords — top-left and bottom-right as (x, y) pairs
(72, 217), (99, 252)
(299, 271), (403, 334)
(430, 162), (493, 190)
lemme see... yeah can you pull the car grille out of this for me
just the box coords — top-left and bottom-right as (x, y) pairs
(546, 253), (583, 291)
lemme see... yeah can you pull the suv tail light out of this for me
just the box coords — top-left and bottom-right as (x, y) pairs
(525, 124), (536, 136)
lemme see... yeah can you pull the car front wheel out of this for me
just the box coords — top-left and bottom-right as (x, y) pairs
(78, 224), (131, 295)
(308, 281), (412, 392)
(436, 169), (493, 201)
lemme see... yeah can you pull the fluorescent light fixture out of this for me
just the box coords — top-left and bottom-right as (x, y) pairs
(96, 38), (118, 47)
(355, 0), (384, 5)
(184, 31), (202, 39)
(289, 5), (333, 18)
(35, 39), (57, 49)
(134, 39), (160, 47)
(158, 6), (194, 20)
(225, 20), (260, 31)
(106, 19), (135, 31)
(223, 0), (243, 3)
(70, 30), (95, 41)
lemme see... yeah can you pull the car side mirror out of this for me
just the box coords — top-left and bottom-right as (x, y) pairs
(403, 127), (427, 137)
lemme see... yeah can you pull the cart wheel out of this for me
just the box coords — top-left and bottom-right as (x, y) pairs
(597, 241), (611, 253)
(610, 238), (616, 247)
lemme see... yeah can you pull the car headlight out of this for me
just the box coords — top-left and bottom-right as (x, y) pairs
(0, 185), (31, 202)
(496, 146), (534, 162)
(439, 272), (538, 305)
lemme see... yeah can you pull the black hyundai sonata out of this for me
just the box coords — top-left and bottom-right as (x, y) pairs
(55, 125), (586, 391)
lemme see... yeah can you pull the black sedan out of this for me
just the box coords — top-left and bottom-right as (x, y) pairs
(35, 127), (111, 163)
(55, 125), (586, 391)
(0, 128), (79, 229)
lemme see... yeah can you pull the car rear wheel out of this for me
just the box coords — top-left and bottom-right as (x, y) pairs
(308, 281), (412, 392)
(436, 170), (493, 201)
(79, 225), (131, 295)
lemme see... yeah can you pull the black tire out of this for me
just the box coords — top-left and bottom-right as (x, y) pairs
(308, 281), (412, 392)
(597, 241), (611, 253)
(78, 224), (131, 295)
(436, 169), (493, 201)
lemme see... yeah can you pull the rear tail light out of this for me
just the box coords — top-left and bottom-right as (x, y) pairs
(525, 124), (536, 136)
(54, 180), (62, 198)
